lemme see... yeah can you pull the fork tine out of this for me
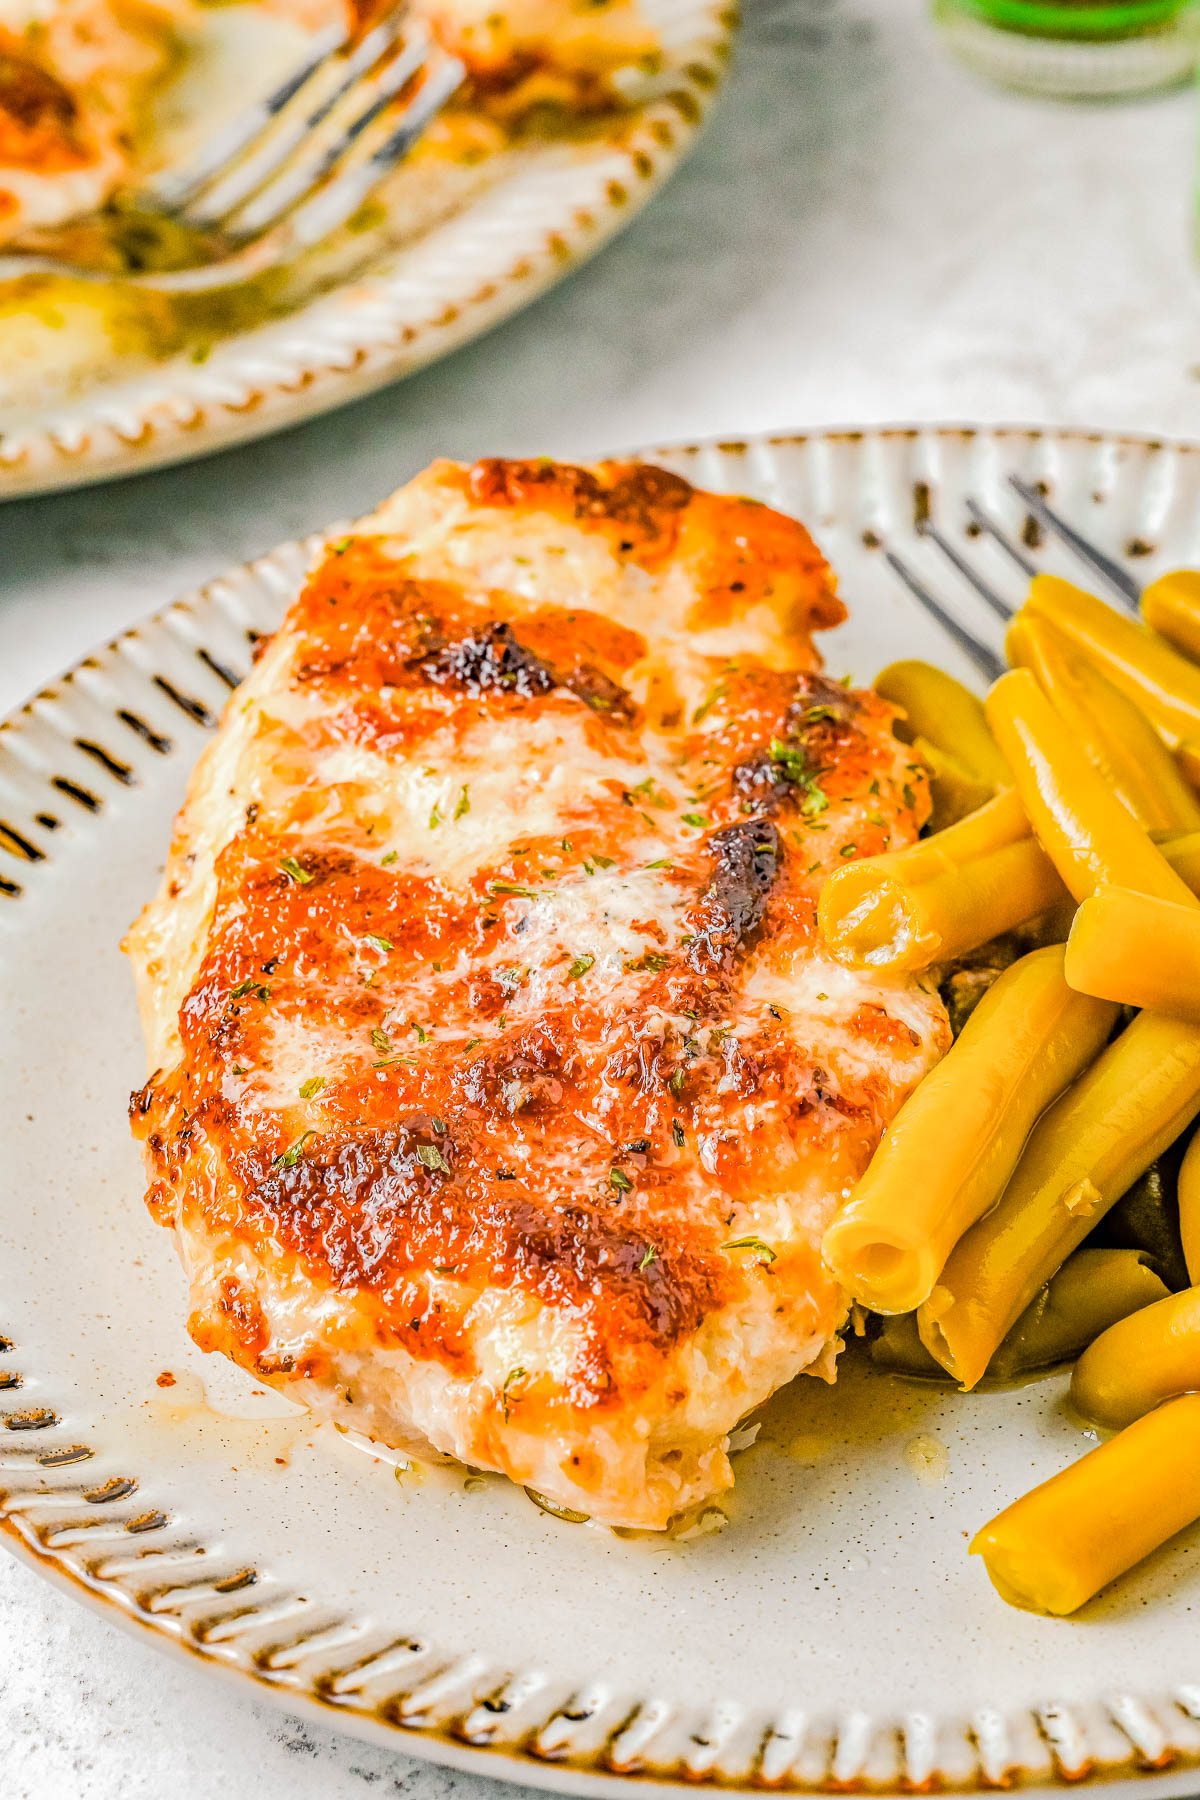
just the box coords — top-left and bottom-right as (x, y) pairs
(964, 499), (1039, 579)
(45, 49), (462, 296)
(180, 6), (411, 228)
(272, 56), (464, 253)
(226, 34), (431, 239)
(1008, 475), (1142, 613)
(917, 520), (1013, 622)
(147, 20), (349, 211)
(883, 550), (1005, 683)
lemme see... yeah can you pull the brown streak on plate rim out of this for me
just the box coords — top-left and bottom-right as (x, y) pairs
(1, 1442), (1200, 1793)
(152, 677), (216, 728)
(0, 822), (44, 861)
(50, 776), (100, 811)
(197, 649), (243, 690)
(74, 740), (136, 785)
(126, 1510), (169, 1533)
(83, 1476), (138, 1503)
(4, 1407), (57, 1429)
(117, 710), (173, 754)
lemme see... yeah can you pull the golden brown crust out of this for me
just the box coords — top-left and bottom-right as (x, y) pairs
(461, 458), (845, 634)
(0, 36), (89, 173)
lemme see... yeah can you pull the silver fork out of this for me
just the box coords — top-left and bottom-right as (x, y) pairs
(0, 5), (464, 294)
(883, 474), (1143, 684)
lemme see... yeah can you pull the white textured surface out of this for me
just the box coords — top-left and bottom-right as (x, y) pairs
(3, 0), (1200, 1793)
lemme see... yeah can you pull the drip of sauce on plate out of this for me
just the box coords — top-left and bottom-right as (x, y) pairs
(144, 1367), (310, 1468)
(904, 1433), (950, 1487)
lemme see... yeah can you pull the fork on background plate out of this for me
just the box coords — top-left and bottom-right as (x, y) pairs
(883, 474), (1144, 685)
(0, 3), (464, 294)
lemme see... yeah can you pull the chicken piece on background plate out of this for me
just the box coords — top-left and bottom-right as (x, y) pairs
(419, 0), (659, 116)
(0, 0), (657, 253)
(0, 0), (185, 244)
(125, 457), (949, 1530)
(269, 0), (661, 115)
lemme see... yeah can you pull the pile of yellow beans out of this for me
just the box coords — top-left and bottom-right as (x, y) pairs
(820, 569), (1200, 1617)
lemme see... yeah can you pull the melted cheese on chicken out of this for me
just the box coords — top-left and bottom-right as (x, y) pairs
(126, 458), (949, 1530)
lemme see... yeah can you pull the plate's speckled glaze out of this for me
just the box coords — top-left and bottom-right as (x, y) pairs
(0, 0), (732, 502)
(5, 426), (1200, 1799)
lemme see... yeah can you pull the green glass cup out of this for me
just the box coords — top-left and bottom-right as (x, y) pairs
(932, 0), (1200, 95)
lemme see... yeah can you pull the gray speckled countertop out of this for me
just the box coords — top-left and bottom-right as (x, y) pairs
(4, 0), (1200, 1792)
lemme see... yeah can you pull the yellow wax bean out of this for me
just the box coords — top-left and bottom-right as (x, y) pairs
(1070, 1287), (1200, 1431)
(971, 1395), (1200, 1615)
(824, 948), (1116, 1315)
(817, 786), (1063, 971)
(1025, 574), (1200, 749)
(875, 660), (1008, 786)
(871, 1250), (1168, 1384)
(1008, 612), (1200, 833)
(1165, 830), (1200, 892)
(1177, 1129), (1200, 1287)
(988, 1248), (1169, 1382)
(908, 736), (996, 831)
(917, 1010), (1200, 1389)
(818, 835), (1065, 972)
(821, 818), (1200, 977)
(1065, 886), (1200, 1019)
(985, 668), (1197, 907)
(875, 660), (1007, 830)
(869, 1312), (948, 1378)
(892, 783), (1029, 861)
(1178, 738), (1200, 794)
(1097, 1159), (1191, 1293)
(1142, 570), (1200, 663)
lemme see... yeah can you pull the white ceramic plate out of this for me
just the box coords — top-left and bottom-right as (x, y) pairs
(5, 423), (1200, 1800)
(0, 0), (731, 502)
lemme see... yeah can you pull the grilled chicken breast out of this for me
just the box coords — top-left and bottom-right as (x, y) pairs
(126, 459), (948, 1530)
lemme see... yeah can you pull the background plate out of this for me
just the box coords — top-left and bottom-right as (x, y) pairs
(0, 0), (731, 501)
(4, 424), (1200, 1797)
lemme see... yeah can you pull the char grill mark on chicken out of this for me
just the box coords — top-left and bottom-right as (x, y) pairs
(686, 820), (782, 974)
